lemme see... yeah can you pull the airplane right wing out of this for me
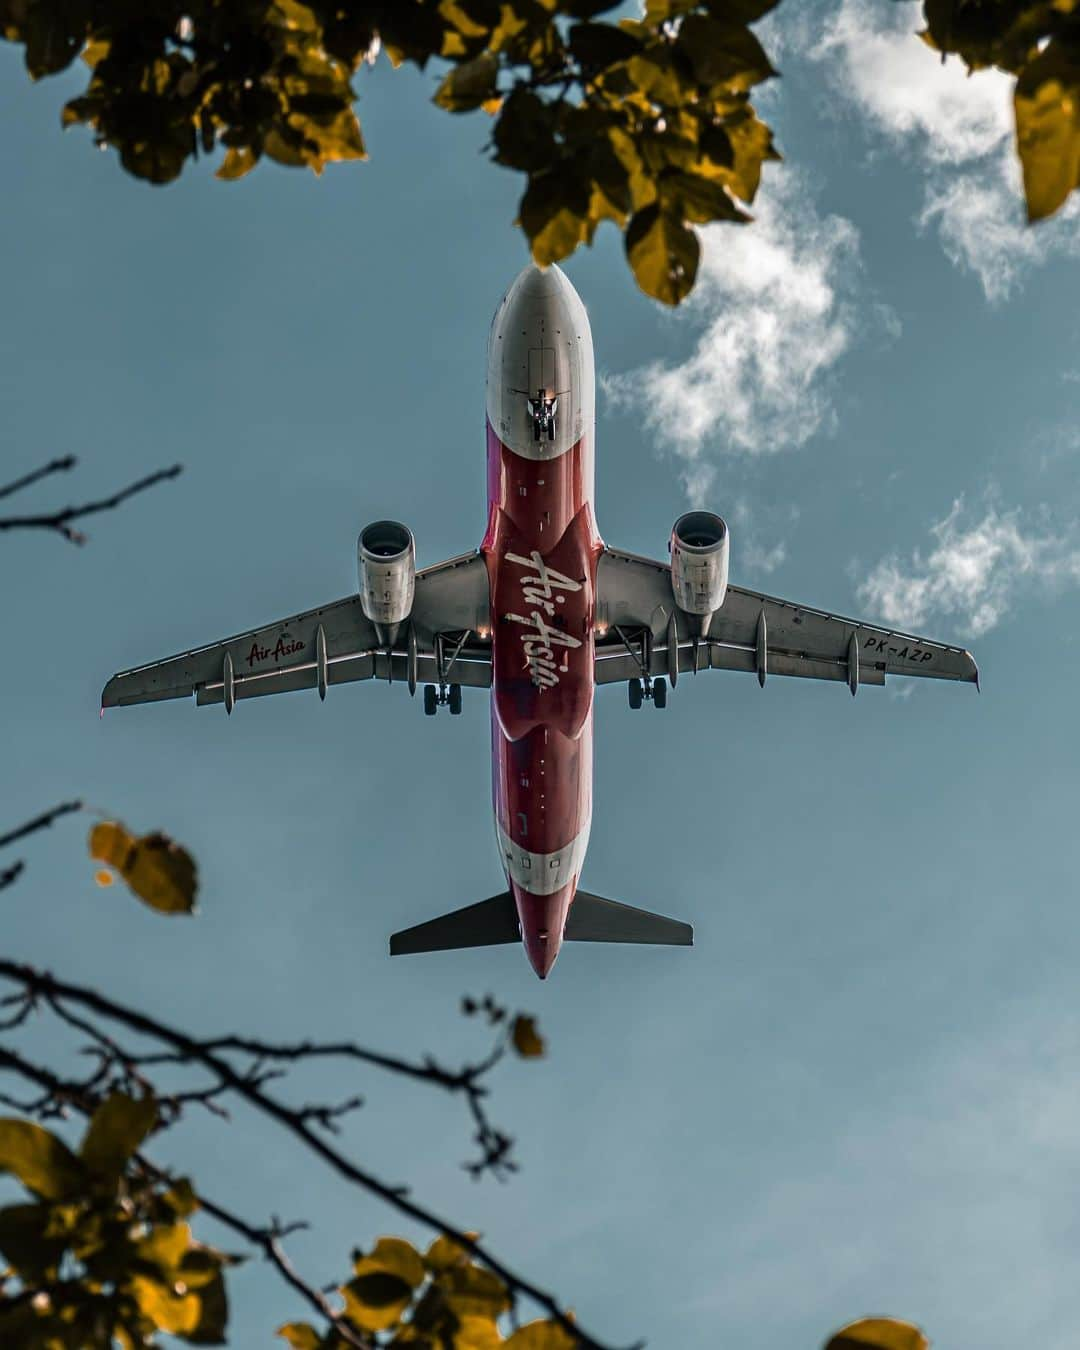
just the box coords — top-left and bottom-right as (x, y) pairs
(102, 551), (492, 711)
(594, 548), (978, 691)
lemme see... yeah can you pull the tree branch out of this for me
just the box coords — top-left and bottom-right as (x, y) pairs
(0, 961), (629, 1350)
(0, 1044), (372, 1348)
(0, 464), (182, 544)
(0, 802), (83, 892)
(0, 455), (76, 502)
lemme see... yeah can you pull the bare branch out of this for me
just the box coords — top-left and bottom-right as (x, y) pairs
(0, 961), (627, 1350)
(0, 455), (76, 502)
(0, 801), (83, 851)
(0, 464), (182, 544)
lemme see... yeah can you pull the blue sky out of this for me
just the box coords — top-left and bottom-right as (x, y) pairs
(3, 3), (1080, 1347)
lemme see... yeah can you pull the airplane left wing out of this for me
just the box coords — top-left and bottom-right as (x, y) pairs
(102, 551), (492, 710)
(594, 548), (978, 691)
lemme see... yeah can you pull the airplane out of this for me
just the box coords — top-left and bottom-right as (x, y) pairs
(102, 262), (979, 979)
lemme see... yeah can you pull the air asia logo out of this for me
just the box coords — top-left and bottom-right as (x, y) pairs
(504, 550), (582, 689)
(246, 633), (304, 669)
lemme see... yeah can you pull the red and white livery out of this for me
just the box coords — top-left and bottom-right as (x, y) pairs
(102, 264), (979, 980)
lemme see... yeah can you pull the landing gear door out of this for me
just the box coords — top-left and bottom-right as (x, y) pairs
(528, 345), (556, 397)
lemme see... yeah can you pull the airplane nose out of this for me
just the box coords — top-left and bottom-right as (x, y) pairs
(512, 880), (575, 980)
(505, 261), (575, 305)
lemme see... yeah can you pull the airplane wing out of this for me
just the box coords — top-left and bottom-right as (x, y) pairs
(594, 548), (978, 691)
(102, 552), (492, 711)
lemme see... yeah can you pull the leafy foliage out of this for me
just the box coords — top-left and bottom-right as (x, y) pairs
(0, 1094), (233, 1348)
(89, 820), (198, 915)
(919, 0), (1080, 221)
(0, 0), (782, 303)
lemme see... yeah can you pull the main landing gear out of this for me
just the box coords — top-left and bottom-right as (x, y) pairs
(424, 683), (462, 716)
(628, 676), (667, 710)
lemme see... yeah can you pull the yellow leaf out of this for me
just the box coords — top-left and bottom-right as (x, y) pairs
(455, 1313), (505, 1349)
(341, 1270), (413, 1332)
(80, 1092), (157, 1182)
(217, 146), (259, 181)
(434, 53), (499, 112)
(511, 1014), (545, 1058)
(354, 1236), (426, 1288)
(80, 38), (110, 67)
(482, 95), (504, 115)
(625, 201), (699, 305)
(0, 1120), (83, 1201)
(825, 1318), (930, 1350)
(439, 1260), (511, 1320)
(1015, 52), (1080, 221)
(277, 1325), (321, 1350)
(94, 869), (114, 886)
(505, 1320), (579, 1349)
(130, 1272), (200, 1335)
(425, 1231), (478, 1272)
(135, 1221), (192, 1274)
(89, 820), (198, 915)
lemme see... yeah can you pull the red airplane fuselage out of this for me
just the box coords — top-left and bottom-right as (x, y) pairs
(482, 265), (601, 977)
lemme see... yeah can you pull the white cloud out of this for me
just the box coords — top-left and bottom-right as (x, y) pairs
(813, 0), (1080, 300)
(602, 169), (861, 499)
(858, 497), (1080, 637)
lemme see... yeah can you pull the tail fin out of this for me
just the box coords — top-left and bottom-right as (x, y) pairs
(564, 890), (693, 946)
(390, 892), (519, 956)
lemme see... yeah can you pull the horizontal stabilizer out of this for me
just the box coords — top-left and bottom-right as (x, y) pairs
(565, 890), (693, 946)
(390, 892), (519, 956)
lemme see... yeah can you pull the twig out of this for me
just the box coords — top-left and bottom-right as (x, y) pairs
(0, 464), (182, 544)
(0, 455), (76, 501)
(0, 961), (627, 1350)
(0, 801), (83, 851)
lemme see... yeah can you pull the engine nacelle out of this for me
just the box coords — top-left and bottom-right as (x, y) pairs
(670, 511), (729, 616)
(358, 520), (416, 629)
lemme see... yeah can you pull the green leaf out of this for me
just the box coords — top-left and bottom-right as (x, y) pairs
(1014, 44), (1080, 221)
(433, 52), (499, 112)
(825, 1318), (930, 1350)
(0, 1120), (84, 1200)
(625, 201), (699, 305)
(80, 1092), (157, 1183)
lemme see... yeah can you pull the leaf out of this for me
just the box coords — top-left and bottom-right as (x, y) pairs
(80, 1092), (157, 1183)
(179, 1247), (230, 1344)
(0, 1120), (84, 1200)
(130, 1272), (201, 1336)
(89, 820), (198, 915)
(434, 52), (500, 112)
(660, 168), (745, 223)
(0, 1202), (68, 1279)
(568, 22), (640, 70)
(277, 1326), (321, 1350)
(1014, 45), (1080, 221)
(494, 88), (557, 171)
(341, 1270), (414, 1332)
(825, 1318), (930, 1350)
(216, 147), (259, 181)
(520, 174), (590, 264)
(439, 1259), (511, 1320)
(625, 201), (699, 305)
(425, 1231), (479, 1272)
(677, 15), (776, 90)
(511, 1014), (545, 1057)
(354, 1236), (426, 1288)
(505, 1320), (579, 1349)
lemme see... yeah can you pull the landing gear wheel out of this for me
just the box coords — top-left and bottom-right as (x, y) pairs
(628, 679), (643, 710)
(653, 676), (667, 709)
(448, 683), (463, 716)
(423, 685), (437, 716)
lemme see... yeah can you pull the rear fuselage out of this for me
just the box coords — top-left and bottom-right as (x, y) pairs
(482, 265), (601, 977)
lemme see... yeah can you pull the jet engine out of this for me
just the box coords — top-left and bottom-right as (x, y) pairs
(670, 511), (729, 617)
(358, 520), (416, 632)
